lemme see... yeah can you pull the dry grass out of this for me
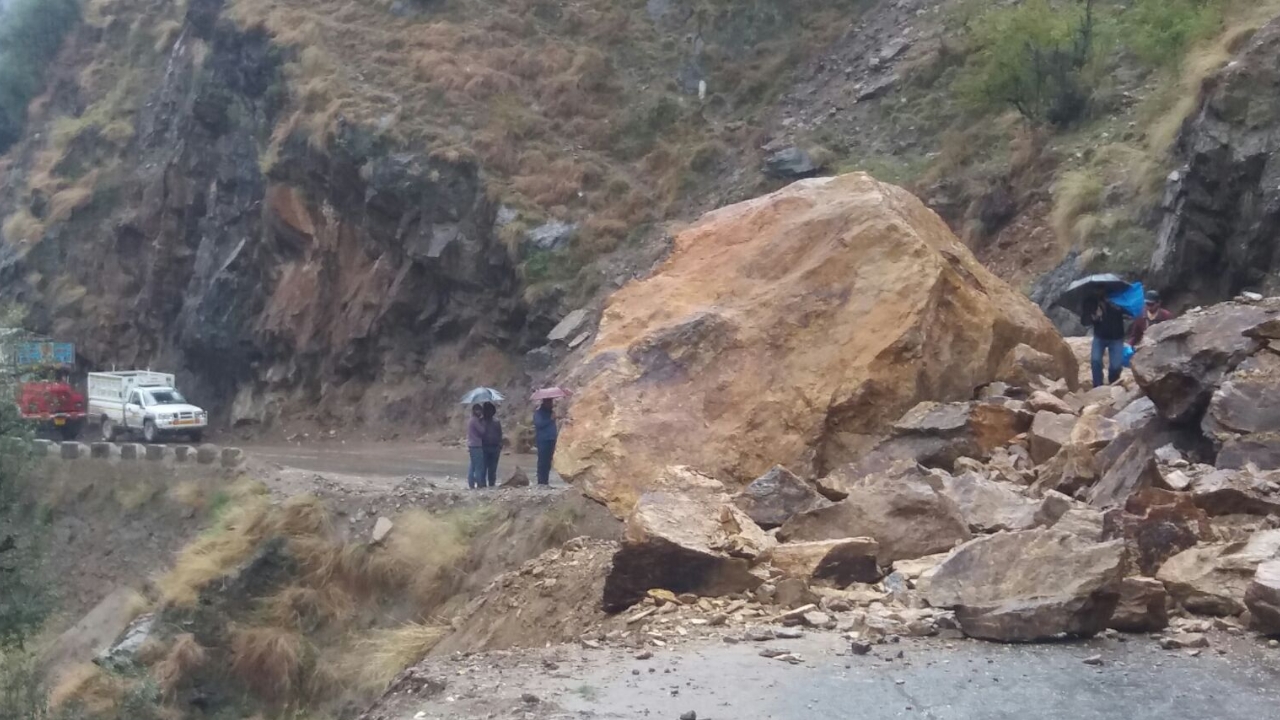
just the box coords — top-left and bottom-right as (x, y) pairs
(229, 625), (310, 704)
(1050, 170), (1104, 247)
(153, 479), (273, 606)
(49, 663), (123, 713)
(341, 622), (447, 693)
(46, 185), (94, 224)
(152, 633), (207, 699)
(2, 210), (45, 243)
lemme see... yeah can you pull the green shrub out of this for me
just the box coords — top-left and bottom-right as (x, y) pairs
(1124, 0), (1223, 68)
(954, 0), (1106, 126)
(0, 0), (82, 152)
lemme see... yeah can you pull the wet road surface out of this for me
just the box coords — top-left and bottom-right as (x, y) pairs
(397, 632), (1280, 720)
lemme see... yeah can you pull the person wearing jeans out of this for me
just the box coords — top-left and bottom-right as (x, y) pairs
(532, 398), (559, 486)
(481, 402), (502, 487)
(465, 404), (485, 489)
(1083, 291), (1126, 388)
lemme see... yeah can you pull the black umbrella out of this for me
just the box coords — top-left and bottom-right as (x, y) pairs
(1053, 273), (1131, 312)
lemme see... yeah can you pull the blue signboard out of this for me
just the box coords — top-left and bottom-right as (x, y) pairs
(14, 342), (75, 367)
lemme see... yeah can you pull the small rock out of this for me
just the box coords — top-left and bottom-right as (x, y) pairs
(759, 648), (790, 658)
(636, 650), (653, 660)
(1268, 639), (1279, 649)
(680, 713), (697, 720)
(1082, 655), (1103, 666)
(801, 611), (831, 628)
(850, 640), (872, 656)
(773, 628), (804, 640)
(521, 693), (540, 704)
(371, 517), (394, 544)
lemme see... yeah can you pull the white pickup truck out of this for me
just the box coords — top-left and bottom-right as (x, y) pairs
(88, 371), (208, 443)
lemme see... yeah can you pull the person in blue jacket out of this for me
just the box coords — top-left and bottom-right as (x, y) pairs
(533, 399), (558, 486)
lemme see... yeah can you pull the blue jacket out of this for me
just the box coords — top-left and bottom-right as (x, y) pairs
(533, 407), (558, 443)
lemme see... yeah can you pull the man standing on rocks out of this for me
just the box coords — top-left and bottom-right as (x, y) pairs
(533, 398), (558, 486)
(1127, 290), (1173, 346)
(481, 402), (503, 488)
(1083, 289), (1126, 387)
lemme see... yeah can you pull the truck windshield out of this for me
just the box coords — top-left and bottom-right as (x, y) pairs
(147, 389), (187, 405)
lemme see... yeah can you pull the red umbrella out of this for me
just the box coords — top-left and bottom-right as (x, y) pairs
(531, 387), (571, 401)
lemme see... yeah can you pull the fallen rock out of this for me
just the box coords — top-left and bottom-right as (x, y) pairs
(1029, 412), (1077, 465)
(1218, 433), (1280, 470)
(732, 465), (831, 529)
(1088, 420), (1190, 508)
(1031, 444), (1098, 497)
(774, 577), (819, 608)
(1069, 414), (1121, 452)
(1245, 560), (1280, 634)
(924, 529), (1125, 642)
(1202, 350), (1280, 445)
(548, 309), (590, 343)
(1108, 577), (1168, 633)
(1112, 397), (1157, 434)
(558, 173), (1076, 516)
(95, 613), (156, 671)
(763, 146), (823, 179)
(779, 463), (971, 563)
(501, 467), (531, 488)
(939, 471), (1039, 533)
(1028, 391), (1074, 415)
(370, 517), (394, 545)
(602, 486), (771, 611)
(1187, 468), (1280, 516)
(1102, 488), (1215, 576)
(1132, 302), (1272, 423)
(995, 344), (1064, 389)
(1159, 632), (1210, 649)
(1157, 529), (1280, 616)
(762, 538), (883, 585)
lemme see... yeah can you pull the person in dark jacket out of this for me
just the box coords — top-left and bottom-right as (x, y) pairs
(481, 402), (502, 487)
(532, 399), (558, 486)
(466, 404), (484, 489)
(1083, 290), (1126, 388)
(1127, 290), (1173, 346)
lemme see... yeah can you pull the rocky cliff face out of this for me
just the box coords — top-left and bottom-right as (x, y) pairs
(0, 0), (534, 428)
(1150, 18), (1280, 306)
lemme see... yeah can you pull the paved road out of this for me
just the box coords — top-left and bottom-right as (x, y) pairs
(391, 632), (1280, 720)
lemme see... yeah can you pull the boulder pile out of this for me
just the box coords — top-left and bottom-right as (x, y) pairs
(600, 295), (1280, 644)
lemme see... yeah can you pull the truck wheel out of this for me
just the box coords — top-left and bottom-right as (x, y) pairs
(60, 422), (81, 441)
(102, 418), (118, 442)
(143, 420), (159, 444)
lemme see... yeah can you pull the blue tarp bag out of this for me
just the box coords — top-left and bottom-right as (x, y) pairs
(1122, 343), (1135, 367)
(1108, 281), (1145, 318)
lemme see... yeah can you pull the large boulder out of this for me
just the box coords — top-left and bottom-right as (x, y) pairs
(1131, 302), (1273, 424)
(995, 343), (1065, 389)
(939, 471), (1039, 533)
(841, 400), (1032, 476)
(558, 173), (1077, 515)
(779, 463), (971, 563)
(1031, 443), (1098, 498)
(923, 529), (1126, 642)
(1245, 560), (1280, 634)
(732, 465), (831, 529)
(602, 479), (772, 611)
(1187, 467), (1280, 516)
(1028, 412), (1076, 465)
(762, 538), (883, 586)
(1156, 529), (1280, 616)
(1108, 577), (1169, 633)
(1101, 488), (1215, 576)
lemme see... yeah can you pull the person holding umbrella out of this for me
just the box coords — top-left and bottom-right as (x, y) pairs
(481, 402), (503, 487)
(466, 403), (485, 489)
(531, 387), (570, 486)
(460, 387), (505, 489)
(1082, 287), (1127, 388)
